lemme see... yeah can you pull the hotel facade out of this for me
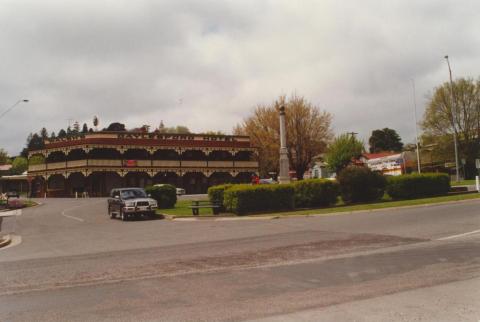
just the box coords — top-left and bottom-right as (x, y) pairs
(27, 131), (259, 197)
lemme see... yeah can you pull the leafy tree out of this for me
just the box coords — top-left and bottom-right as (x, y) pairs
(368, 128), (403, 153)
(81, 123), (88, 133)
(93, 116), (99, 130)
(0, 148), (9, 164)
(173, 125), (190, 134)
(28, 155), (45, 165)
(153, 121), (190, 134)
(105, 122), (126, 131)
(11, 156), (28, 175)
(66, 126), (72, 137)
(422, 78), (480, 178)
(161, 125), (191, 134)
(202, 131), (225, 135)
(325, 133), (364, 173)
(235, 94), (333, 179)
(50, 131), (56, 139)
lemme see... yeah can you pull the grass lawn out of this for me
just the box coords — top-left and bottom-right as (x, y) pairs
(451, 180), (476, 186)
(157, 192), (480, 218)
(23, 199), (38, 207)
(268, 192), (480, 217)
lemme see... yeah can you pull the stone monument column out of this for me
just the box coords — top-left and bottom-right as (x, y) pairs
(278, 106), (291, 184)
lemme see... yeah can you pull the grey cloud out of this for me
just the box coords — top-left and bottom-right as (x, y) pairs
(1, 0), (480, 154)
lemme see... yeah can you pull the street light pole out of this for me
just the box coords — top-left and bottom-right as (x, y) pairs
(444, 55), (460, 182)
(0, 99), (29, 120)
(411, 79), (421, 173)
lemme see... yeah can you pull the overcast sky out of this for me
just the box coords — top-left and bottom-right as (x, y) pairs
(1, 0), (480, 155)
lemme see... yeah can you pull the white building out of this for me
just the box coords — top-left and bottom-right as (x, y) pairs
(361, 152), (416, 176)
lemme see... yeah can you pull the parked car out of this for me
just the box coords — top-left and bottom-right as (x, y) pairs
(259, 178), (277, 184)
(175, 187), (186, 195)
(107, 188), (158, 221)
(6, 191), (19, 198)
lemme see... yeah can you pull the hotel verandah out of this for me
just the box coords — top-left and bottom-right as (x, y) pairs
(27, 131), (259, 197)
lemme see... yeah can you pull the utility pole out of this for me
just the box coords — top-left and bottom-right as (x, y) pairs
(411, 79), (421, 173)
(347, 132), (358, 139)
(445, 55), (460, 182)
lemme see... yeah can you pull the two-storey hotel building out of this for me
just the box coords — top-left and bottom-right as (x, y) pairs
(27, 131), (259, 197)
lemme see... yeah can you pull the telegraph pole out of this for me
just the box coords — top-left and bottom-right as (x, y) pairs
(445, 55), (460, 182)
(411, 79), (421, 173)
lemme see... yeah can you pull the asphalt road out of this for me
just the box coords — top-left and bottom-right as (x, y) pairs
(0, 197), (479, 321)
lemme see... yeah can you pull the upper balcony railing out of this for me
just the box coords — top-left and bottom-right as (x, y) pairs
(28, 159), (259, 172)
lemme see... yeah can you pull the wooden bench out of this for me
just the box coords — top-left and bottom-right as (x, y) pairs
(188, 200), (221, 216)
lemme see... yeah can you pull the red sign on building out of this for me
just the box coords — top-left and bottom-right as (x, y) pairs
(123, 160), (137, 167)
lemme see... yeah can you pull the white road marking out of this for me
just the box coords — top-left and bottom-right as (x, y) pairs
(60, 212), (84, 222)
(437, 229), (480, 241)
(60, 200), (105, 222)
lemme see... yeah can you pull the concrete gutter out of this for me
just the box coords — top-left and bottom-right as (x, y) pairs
(161, 214), (280, 221)
(162, 195), (480, 221)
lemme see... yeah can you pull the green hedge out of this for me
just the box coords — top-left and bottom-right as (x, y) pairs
(145, 184), (177, 208)
(224, 184), (295, 215)
(293, 179), (339, 208)
(207, 184), (233, 211)
(337, 166), (386, 204)
(386, 173), (450, 199)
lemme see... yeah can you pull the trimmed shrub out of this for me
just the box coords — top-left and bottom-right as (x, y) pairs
(293, 179), (340, 208)
(224, 184), (295, 215)
(145, 184), (177, 208)
(386, 173), (450, 199)
(337, 166), (386, 204)
(207, 184), (233, 211)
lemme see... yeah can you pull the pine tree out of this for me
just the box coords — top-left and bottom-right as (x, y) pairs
(40, 127), (49, 139)
(82, 123), (88, 133)
(73, 121), (80, 133)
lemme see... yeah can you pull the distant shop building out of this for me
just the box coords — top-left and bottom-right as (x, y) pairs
(304, 160), (334, 179)
(361, 152), (416, 176)
(28, 131), (259, 197)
